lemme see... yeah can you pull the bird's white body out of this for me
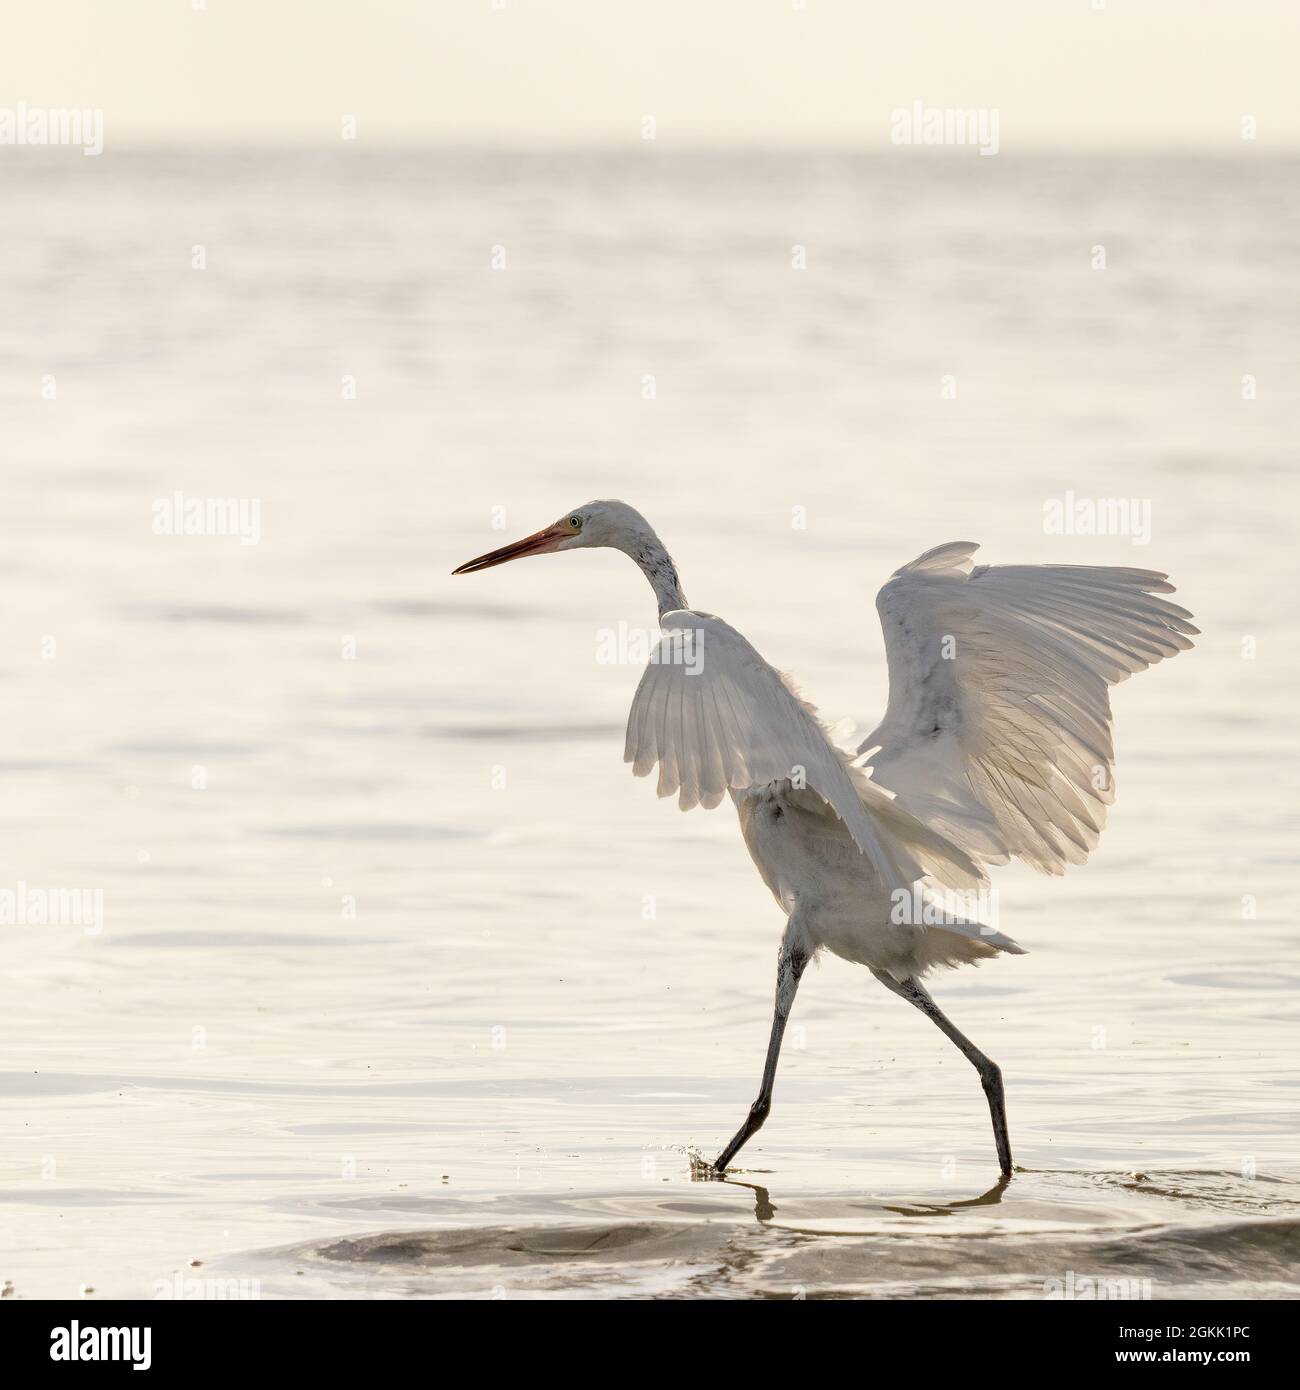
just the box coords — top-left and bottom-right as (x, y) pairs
(733, 783), (994, 979)
(454, 499), (1196, 1175)
(736, 783), (901, 971)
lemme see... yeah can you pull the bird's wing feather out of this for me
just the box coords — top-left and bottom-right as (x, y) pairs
(860, 544), (1197, 875)
(625, 610), (984, 895)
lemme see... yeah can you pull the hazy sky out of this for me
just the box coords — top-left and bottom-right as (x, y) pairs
(3, 0), (1297, 149)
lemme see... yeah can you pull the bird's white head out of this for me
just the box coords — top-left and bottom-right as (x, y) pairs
(452, 499), (649, 572)
(452, 500), (687, 614)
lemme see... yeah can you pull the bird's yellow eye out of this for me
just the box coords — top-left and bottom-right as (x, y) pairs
(568, 516), (582, 530)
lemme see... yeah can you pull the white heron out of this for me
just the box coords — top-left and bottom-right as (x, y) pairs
(453, 501), (1196, 1177)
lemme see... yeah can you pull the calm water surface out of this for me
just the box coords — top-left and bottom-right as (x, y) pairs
(0, 150), (1297, 1298)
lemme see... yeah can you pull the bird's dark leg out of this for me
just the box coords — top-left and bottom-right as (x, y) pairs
(713, 931), (808, 1172)
(872, 970), (1013, 1178)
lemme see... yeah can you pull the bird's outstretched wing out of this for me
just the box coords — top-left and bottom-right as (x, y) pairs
(860, 542), (1198, 875)
(624, 609), (984, 895)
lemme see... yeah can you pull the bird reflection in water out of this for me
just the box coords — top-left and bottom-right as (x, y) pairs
(690, 1164), (1010, 1225)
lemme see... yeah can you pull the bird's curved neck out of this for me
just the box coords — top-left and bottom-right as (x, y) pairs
(626, 532), (687, 617)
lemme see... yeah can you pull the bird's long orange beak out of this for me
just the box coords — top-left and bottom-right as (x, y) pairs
(451, 524), (569, 575)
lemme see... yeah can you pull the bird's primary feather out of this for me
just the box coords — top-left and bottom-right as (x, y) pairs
(860, 543), (1198, 875)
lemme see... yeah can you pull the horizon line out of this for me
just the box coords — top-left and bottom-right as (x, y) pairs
(16, 137), (1298, 158)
